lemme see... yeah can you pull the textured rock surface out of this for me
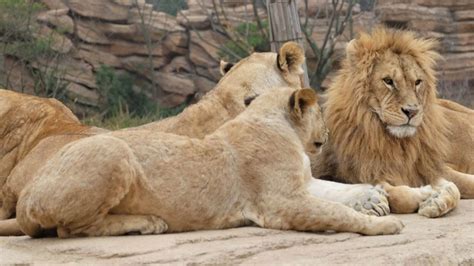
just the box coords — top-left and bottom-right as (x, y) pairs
(0, 200), (473, 264)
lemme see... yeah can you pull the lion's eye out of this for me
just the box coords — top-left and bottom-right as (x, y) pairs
(383, 77), (394, 86)
(415, 79), (422, 86)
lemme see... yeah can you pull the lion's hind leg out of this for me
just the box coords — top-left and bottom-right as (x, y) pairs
(58, 214), (168, 237)
(16, 135), (144, 238)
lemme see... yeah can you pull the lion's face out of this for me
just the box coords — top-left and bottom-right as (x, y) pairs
(368, 51), (428, 138)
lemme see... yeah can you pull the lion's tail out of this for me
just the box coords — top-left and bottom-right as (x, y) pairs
(0, 219), (24, 236)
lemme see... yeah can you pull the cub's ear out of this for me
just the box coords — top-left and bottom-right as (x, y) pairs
(220, 60), (235, 76)
(277, 42), (305, 74)
(289, 88), (318, 118)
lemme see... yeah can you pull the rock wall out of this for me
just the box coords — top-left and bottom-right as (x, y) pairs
(2, 0), (472, 116)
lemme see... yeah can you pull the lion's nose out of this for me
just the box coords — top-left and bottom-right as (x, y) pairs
(401, 106), (419, 119)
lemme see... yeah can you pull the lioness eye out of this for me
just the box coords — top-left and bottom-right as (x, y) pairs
(244, 95), (258, 106)
(383, 77), (394, 86)
(415, 79), (422, 86)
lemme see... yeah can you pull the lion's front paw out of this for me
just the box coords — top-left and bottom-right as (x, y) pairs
(362, 216), (404, 235)
(347, 185), (390, 217)
(418, 182), (460, 218)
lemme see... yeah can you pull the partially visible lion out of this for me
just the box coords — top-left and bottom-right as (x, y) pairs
(312, 27), (474, 217)
(0, 42), (307, 221)
(16, 87), (404, 238)
(0, 89), (107, 199)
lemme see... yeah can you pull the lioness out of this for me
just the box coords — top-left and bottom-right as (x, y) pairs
(16, 87), (404, 238)
(312, 27), (474, 218)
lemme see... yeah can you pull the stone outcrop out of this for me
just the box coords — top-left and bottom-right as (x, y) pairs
(2, 0), (472, 117)
(1, 200), (473, 264)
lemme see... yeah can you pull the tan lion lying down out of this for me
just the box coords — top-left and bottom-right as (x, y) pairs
(16, 88), (404, 238)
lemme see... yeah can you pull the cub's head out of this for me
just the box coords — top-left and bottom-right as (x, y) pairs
(342, 27), (440, 138)
(215, 42), (305, 113)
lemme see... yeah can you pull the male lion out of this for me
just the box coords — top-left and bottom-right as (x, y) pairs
(312, 27), (474, 218)
(16, 87), (404, 238)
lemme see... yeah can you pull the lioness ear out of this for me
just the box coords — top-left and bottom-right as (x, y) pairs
(277, 42), (305, 74)
(289, 88), (318, 117)
(220, 60), (235, 76)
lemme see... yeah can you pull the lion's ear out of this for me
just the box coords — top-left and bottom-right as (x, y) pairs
(289, 88), (318, 117)
(277, 42), (305, 75)
(346, 39), (359, 64)
(220, 60), (235, 76)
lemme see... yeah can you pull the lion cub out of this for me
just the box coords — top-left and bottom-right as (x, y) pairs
(17, 88), (403, 238)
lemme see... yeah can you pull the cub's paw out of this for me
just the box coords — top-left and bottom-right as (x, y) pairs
(140, 215), (168, 235)
(418, 182), (460, 218)
(362, 216), (404, 236)
(347, 185), (390, 217)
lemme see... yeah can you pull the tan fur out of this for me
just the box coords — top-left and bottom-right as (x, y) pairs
(313, 27), (472, 217)
(0, 90), (105, 220)
(0, 42), (306, 221)
(0, 89), (90, 186)
(16, 88), (404, 238)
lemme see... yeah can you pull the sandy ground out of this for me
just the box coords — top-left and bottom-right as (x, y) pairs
(0, 200), (473, 265)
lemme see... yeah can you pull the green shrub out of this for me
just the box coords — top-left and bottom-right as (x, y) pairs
(0, 0), (44, 41)
(95, 65), (186, 124)
(96, 65), (153, 117)
(146, 0), (187, 16)
(4, 37), (57, 62)
(30, 66), (68, 99)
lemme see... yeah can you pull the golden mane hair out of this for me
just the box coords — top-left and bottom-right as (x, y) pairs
(321, 27), (450, 187)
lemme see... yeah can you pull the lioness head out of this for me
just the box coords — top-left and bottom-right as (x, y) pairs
(344, 27), (440, 138)
(248, 87), (327, 154)
(288, 88), (327, 154)
(216, 42), (305, 112)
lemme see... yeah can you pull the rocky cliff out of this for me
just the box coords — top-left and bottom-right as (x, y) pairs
(1, 0), (473, 116)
